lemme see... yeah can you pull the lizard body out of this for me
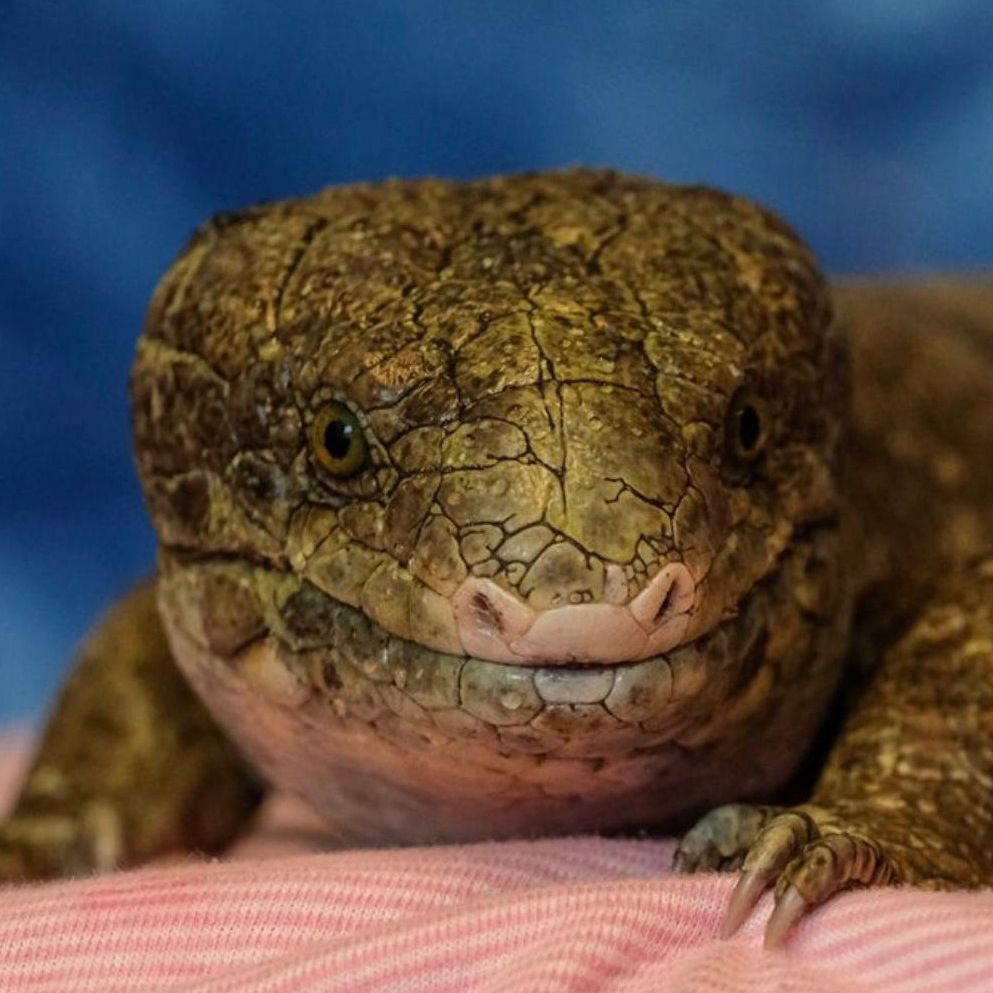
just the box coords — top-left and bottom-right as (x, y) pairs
(4, 170), (992, 944)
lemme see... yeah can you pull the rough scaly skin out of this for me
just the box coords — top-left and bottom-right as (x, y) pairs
(2, 171), (992, 946)
(136, 170), (849, 844)
(677, 278), (993, 942)
(0, 584), (260, 878)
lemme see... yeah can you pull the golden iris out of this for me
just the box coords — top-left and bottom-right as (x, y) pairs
(725, 388), (769, 464)
(312, 402), (367, 477)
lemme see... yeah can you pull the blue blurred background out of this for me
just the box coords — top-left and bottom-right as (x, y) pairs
(2, 1), (992, 719)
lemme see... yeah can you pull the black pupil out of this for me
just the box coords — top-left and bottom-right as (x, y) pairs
(738, 405), (761, 452)
(323, 419), (355, 460)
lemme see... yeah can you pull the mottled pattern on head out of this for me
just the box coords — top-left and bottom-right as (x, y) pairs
(131, 169), (844, 656)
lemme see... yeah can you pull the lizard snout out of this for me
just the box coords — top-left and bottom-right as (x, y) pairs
(451, 562), (696, 665)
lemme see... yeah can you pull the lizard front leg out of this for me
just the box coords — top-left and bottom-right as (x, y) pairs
(0, 581), (263, 882)
(676, 555), (993, 946)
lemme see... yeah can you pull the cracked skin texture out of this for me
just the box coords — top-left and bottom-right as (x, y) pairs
(3, 170), (993, 942)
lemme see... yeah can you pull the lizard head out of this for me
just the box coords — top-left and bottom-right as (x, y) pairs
(131, 170), (851, 841)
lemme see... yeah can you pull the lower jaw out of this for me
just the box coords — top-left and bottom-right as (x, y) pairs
(156, 549), (848, 844)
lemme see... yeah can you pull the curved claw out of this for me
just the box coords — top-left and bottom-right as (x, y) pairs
(764, 884), (808, 949)
(719, 869), (768, 939)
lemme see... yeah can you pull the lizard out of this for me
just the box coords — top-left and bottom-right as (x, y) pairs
(2, 169), (992, 948)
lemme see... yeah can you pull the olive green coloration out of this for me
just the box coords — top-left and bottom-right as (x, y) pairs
(3, 171), (992, 947)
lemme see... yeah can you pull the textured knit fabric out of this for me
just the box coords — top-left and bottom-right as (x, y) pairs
(2, 731), (992, 992)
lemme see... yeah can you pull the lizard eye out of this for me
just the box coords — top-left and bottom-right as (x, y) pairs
(725, 389), (769, 464)
(312, 402), (367, 477)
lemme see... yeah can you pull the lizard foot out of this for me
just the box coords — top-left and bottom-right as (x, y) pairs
(0, 805), (123, 884)
(676, 802), (910, 948)
(721, 804), (900, 948)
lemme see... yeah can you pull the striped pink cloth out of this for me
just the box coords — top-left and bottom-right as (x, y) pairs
(2, 731), (992, 992)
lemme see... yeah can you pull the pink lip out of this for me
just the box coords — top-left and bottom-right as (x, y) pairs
(451, 562), (696, 665)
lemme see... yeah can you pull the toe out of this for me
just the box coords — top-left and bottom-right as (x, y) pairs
(720, 809), (821, 939)
(720, 870), (768, 938)
(785, 832), (895, 904)
(739, 810), (818, 880)
(764, 885), (809, 949)
(675, 803), (779, 874)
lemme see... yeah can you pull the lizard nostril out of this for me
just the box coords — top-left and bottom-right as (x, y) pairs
(654, 585), (675, 624)
(452, 577), (537, 663)
(471, 593), (503, 635)
(630, 562), (697, 632)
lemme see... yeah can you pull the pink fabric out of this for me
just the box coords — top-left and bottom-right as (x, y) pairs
(2, 731), (993, 992)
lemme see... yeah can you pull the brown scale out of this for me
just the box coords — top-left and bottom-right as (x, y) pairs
(1, 171), (992, 948)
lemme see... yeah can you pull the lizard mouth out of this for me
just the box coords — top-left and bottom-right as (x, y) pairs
(154, 521), (845, 846)
(156, 544), (782, 746)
